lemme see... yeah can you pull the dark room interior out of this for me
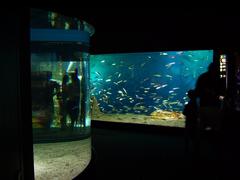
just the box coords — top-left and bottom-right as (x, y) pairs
(1, 7), (240, 180)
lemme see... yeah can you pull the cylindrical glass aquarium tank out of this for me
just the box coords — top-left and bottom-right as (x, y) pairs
(30, 9), (94, 179)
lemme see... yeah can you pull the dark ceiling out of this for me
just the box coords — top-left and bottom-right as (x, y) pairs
(32, 7), (240, 54)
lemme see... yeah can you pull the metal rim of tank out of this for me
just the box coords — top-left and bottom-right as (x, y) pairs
(30, 8), (95, 36)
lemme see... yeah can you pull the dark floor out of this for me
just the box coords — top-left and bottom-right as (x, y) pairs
(76, 121), (240, 180)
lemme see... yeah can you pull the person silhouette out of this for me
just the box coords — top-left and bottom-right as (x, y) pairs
(45, 72), (60, 129)
(67, 69), (80, 129)
(195, 62), (222, 132)
(193, 62), (223, 179)
(195, 63), (219, 104)
(59, 73), (69, 129)
(183, 89), (199, 154)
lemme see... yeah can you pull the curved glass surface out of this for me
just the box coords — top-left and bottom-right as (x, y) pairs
(30, 8), (95, 35)
(31, 9), (94, 180)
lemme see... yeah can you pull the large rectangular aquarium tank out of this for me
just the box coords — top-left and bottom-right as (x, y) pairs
(31, 9), (94, 180)
(90, 50), (213, 127)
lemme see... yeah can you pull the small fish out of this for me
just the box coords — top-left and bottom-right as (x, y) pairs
(169, 90), (174, 94)
(172, 87), (180, 90)
(90, 87), (97, 92)
(118, 73), (121, 78)
(108, 105), (114, 108)
(118, 90), (123, 94)
(176, 51), (184, 55)
(165, 62), (176, 68)
(161, 84), (168, 88)
(154, 100), (160, 103)
(128, 65), (134, 70)
(112, 63), (116, 66)
(140, 62), (146, 67)
(105, 79), (111, 82)
(95, 72), (102, 76)
(101, 60), (105, 63)
(165, 75), (173, 79)
(163, 99), (169, 103)
(148, 56), (152, 58)
(106, 92), (112, 95)
(153, 74), (162, 77)
(123, 88), (127, 94)
(136, 95), (144, 100)
(117, 80), (123, 84)
(169, 101), (179, 105)
(103, 94), (108, 98)
(142, 78), (150, 82)
(160, 52), (168, 56)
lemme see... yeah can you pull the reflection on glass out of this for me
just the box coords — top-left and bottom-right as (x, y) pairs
(32, 53), (91, 132)
(31, 8), (93, 180)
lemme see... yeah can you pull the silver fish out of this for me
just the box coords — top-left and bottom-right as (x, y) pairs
(165, 62), (176, 68)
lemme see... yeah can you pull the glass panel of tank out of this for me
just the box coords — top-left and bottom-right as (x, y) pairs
(90, 50), (213, 127)
(31, 9), (94, 180)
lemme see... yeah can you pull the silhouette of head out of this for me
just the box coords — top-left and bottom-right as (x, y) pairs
(62, 74), (69, 84)
(207, 62), (217, 75)
(187, 89), (196, 99)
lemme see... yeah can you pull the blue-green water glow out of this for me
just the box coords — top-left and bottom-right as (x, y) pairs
(90, 50), (213, 115)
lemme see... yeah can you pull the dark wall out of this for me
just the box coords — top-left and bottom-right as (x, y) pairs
(0, 9), (21, 180)
(0, 8), (33, 180)
(35, 7), (240, 54)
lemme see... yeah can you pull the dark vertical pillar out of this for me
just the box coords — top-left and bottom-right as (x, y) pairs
(0, 8), (34, 180)
(19, 8), (35, 180)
